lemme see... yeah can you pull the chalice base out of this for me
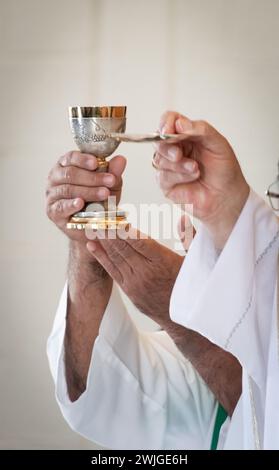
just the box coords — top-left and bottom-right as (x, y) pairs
(67, 210), (128, 230)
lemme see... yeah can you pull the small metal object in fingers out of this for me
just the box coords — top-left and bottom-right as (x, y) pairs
(109, 132), (190, 144)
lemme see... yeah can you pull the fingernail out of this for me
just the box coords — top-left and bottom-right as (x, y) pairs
(184, 161), (196, 172)
(73, 198), (81, 207)
(98, 188), (109, 198)
(87, 241), (97, 252)
(176, 118), (193, 133)
(104, 175), (115, 186)
(86, 158), (96, 169)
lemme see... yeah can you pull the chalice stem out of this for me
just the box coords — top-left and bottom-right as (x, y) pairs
(84, 158), (109, 213)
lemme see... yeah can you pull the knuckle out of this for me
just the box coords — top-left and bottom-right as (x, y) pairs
(199, 120), (209, 135)
(59, 184), (71, 198)
(158, 170), (169, 186)
(55, 200), (64, 214)
(89, 172), (97, 185)
(161, 109), (174, 120)
(59, 153), (68, 166)
(61, 150), (76, 166)
(65, 151), (74, 165)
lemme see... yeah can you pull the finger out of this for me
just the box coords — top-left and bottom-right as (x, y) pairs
(86, 241), (123, 284)
(159, 111), (182, 134)
(165, 180), (202, 206)
(179, 213), (196, 237)
(100, 237), (140, 273)
(153, 140), (193, 163)
(154, 143), (183, 163)
(49, 164), (116, 188)
(86, 227), (142, 267)
(122, 228), (159, 260)
(153, 152), (198, 174)
(175, 117), (229, 155)
(158, 168), (200, 192)
(108, 155), (127, 178)
(97, 238), (134, 275)
(178, 214), (196, 252)
(108, 155), (127, 195)
(59, 151), (98, 170)
(46, 198), (84, 224)
(47, 184), (110, 204)
(85, 227), (99, 240)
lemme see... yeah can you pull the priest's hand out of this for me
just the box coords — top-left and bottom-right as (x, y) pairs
(155, 111), (249, 249)
(46, 152), (126, 401)
(86, 226), (242, 415)
(86, 228), (184, 325)
(46, 151), (126, 245)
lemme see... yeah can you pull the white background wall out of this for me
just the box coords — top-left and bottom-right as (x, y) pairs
(0, 0), (278, 449)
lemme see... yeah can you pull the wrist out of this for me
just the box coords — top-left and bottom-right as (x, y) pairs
(69, 239), (94, 262)
(159, 317), (203, 358)
(206, 181), (250, 250)
(69, 240), (111, 289)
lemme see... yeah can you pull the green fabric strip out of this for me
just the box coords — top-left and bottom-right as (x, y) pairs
(210, 403), (228, 450)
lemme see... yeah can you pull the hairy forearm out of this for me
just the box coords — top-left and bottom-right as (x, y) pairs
(65, 241), (112, 401)
(159, 318), (241, 416)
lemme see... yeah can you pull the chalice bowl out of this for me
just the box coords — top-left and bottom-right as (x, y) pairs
(67, 106), (127, 230)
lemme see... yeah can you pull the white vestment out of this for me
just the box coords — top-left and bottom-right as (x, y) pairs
(47, 189), (278, 450)
(47, 286), (218, 449)
(171, 189), (279, 449)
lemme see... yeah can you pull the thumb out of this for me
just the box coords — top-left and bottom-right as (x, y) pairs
(109, 155), (127, 178)
(175, 116), (194, 134)
(175, 117), (229, 156)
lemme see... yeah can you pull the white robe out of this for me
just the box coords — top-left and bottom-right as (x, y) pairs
(47, 285), (217, 449)
(171, 189), (279, 449)
(47, 189), (278, 450)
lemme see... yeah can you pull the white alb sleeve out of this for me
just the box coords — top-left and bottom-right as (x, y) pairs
(170, 189), (279, 390)
(47, 284), (217, 449)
